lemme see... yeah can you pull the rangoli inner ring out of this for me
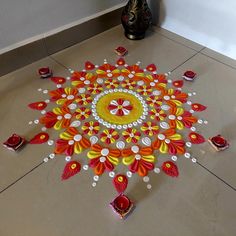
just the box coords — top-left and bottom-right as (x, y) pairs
(92, 89), (148, 128)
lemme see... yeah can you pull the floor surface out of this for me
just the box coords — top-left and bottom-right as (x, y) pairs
(0, 25), (236, 236)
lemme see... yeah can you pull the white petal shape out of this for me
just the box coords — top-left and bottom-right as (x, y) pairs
(122, 100), (130, 106)
(90, 136), (98, 144)
(142, 137), (152, 146)
(110, 100), (119, 106)
(122, 108), (130, 116)
(70, 120), (81, 127)
(160, 122), (170, 129)
(68, 103), (77, 110)
(137, 80), (144, 86)
(161, 105), (170, 111)
(110, 108), (119, 115)
(116, 141), (125, 150)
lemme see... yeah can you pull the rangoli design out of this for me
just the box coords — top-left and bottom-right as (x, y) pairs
(27, 57), (208, 218)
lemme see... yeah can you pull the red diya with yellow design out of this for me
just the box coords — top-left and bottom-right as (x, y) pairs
(6, 54), (210, 218)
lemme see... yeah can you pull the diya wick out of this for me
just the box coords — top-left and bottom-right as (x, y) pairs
(208, 135), (229, 151)
(38, 67), (53, 79)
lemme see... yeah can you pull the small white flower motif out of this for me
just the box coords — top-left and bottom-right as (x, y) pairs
(108, 99), (133, 116)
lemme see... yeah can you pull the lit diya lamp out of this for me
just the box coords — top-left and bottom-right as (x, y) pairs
(3, 134), (27, 151)
(114, 46), (128, 56)
(110, 174), (134, 219)
(38, 67), (53, 79)
(208, 135), (229, 151)
(182, 70), (197, 81)
(110, 193), (134, 219)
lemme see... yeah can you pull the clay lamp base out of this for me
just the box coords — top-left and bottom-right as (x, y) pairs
(182, 70), (197, 81)
(208, 135), (229, 151)
(110, 193), (134, 219)
(3, 134), (27, 151)
(38, 67), (53, 79)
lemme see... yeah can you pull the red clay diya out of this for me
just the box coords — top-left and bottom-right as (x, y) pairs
(110, 193), (134, 219)
(114, 46), (128, 56)
(3, 134), (27, 151)
(208, 135), (229, 151)
(182, 70), (197, 81)
(38, 67), (53, 79)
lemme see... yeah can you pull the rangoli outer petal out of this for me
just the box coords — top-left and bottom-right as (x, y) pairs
(87, 150), (101, 159)
(142, 155), (155, 163)
(176, 120), (184, 130)
(54, 120), (63, 130)
(138, 164), (148, 177)
(74, 142), (83, 154)
(159, 142), (168, 153)
(139, 147), (153, 155)
(107, 156), (119, 165)
(122, 156), (134, 165)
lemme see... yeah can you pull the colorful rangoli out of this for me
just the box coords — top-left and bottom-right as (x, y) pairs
(27, 57), (207, 217)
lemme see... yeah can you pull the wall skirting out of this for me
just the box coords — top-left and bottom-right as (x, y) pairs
(0, 4), (125, 76)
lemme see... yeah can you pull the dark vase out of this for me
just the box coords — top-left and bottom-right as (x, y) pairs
(121, 0), (152, 40)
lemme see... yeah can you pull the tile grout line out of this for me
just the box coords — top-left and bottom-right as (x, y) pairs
(42, 38), (70, 71)
(151, 27), (201, 53)
(49, 55), (70, 71)
(153, 27), (236, 71)
(200, 51), (236, 71)
(169, 48), (205, 73)
(196, 162), (236, 192)
(0, 161), (44, 195)
(169, 48), (236, 192)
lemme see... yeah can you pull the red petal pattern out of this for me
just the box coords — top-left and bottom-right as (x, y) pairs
(146, 64), (157, 72)
(172, 80), (184, 88)
(29, 132), (49, 144)
(113, 174), (128, 193)
(191, 103), (207, 112)
(51, 77), (66, 84)
(117, 58), (125, 66)
(61, 161), (81, 180)
(189, 132), (205, 144)
(85, 61), (95, 70)
(162, 161), (179, 177)
(28, 101), (47, 110)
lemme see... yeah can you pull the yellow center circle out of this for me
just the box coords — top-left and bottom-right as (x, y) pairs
(96, 92), (143, 125)
(191, 135), (197, 139)
(71, 164), (77, 169)
(166, 163), (171, 168)
(40, 135), (45, 139)
(118, 176), (123, 182)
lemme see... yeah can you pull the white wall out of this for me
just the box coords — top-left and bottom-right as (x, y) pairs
(156, 0), (236, 59)
(0, 0), (124, 53)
